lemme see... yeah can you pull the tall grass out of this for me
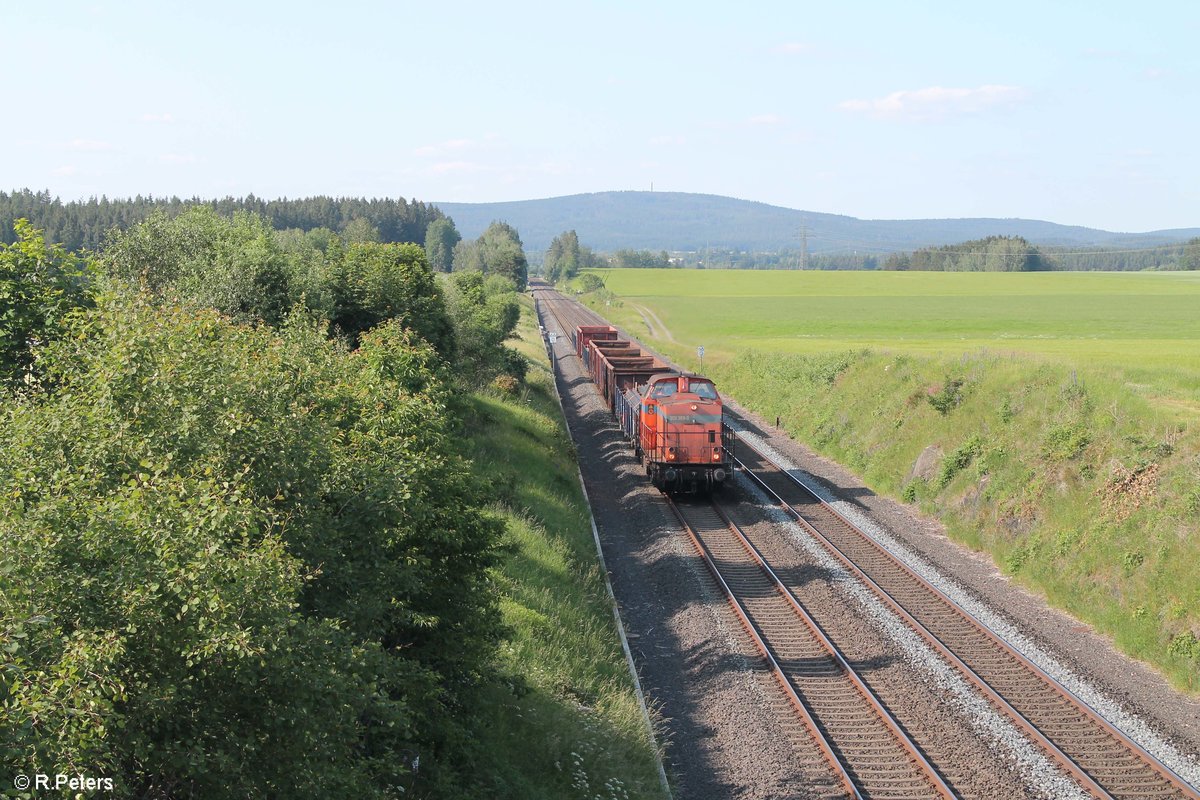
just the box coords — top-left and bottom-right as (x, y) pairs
(731, 351), (1199, 689)
(461, 298), (664, 799)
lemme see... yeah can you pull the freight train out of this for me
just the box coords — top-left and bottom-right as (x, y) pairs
(572, 324), (734, 493)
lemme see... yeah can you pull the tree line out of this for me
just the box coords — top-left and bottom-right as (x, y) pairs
(1, 206), (531, 797)
(882, 235), (1200, 272)
(535, 232), (1200, 274)
(0, 189), (448, 253)
(881, 236), (1050, 271)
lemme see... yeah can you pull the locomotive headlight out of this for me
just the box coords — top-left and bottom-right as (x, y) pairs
(712, 447), (722, 461)
(666, 447), (677, 461)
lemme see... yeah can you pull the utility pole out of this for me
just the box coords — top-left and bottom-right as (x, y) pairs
(794, 218), (809, 270)
(800, 218), (809, 270)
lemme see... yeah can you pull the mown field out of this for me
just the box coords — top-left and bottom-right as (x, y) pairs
(577, 268), (1200, 691)
(590, 269), (1200, 407)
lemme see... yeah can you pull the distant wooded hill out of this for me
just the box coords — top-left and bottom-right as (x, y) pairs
(434, 191), (1200, 256)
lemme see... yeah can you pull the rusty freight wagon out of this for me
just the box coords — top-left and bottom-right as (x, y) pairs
(575, 324), (733, 493)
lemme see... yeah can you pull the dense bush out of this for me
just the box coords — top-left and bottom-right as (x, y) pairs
(451, 222), (528, 290)
(103, 211), (458, 360)
(101, 207), (293, 326)
(0, 295), (502, 796)
(329, 242), (455, 354)
(0, 220), (93, 386)
(443, 271), (521, 382)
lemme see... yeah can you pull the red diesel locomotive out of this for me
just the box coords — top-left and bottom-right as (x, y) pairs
(573, 324), (733, 493)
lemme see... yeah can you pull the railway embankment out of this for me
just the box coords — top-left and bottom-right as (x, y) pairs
(589, 322), (1200, 693)
(552, 283), (1200, 793)
(460, 297), (664, 799)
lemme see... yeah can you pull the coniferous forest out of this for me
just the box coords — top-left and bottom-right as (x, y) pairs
(0, 189), (446, 252)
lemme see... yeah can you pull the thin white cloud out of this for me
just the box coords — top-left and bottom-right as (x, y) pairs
(67, 138), (111, 151)
(159, 153), (197, 164)
(140, 113), (176, 123)
(1141, 67), (1168, 80)
(747, 113), (781, 126)
(839, 85), (1028, 121)
(52, 165), (78, 176)
(775, 42), (810, 54)
(649, 134), (687, 146)
(413, 138), (474, 157)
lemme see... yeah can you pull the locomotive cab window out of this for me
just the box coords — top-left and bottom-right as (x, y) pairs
(691, 381), (717, 400)
(651, 382), (677, 398)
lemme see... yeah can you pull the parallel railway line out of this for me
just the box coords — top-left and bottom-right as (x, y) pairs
(533, 283), (1200, 799)
(667, 497), (956, 799)
(733, 442), (1198, 800)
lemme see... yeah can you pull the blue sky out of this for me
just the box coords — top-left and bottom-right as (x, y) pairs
(4, 1), (1197, 231)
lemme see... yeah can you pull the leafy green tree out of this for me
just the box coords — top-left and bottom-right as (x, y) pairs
(544, 230), (581, 283)
(0, 219), (93, 385)
(102, 207), (292, 325)
(329, 241), (455, 354)
(443, 271), (522, 381)
(424, 217), (461, 273)
(341, 217), (381, 244)
(611, 248), (671, 269)
(476, 221), (528, 289)
(576, 273), (605, 293)
(886, 236), (1048, 272)
(273, 228), (340, 321)
(1182, 237), (1200, 271)
(451, 238), (484, 273)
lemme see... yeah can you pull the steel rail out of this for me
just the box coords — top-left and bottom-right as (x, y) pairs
(539, 285), (1198, 798)
(733, 441), (1199, 800)
(667, 495), (958, 799)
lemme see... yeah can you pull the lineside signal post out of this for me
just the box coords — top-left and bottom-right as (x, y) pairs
(698, 345), (704, 372)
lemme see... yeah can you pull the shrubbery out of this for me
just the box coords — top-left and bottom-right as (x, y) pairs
(101, 208), (292, 326)
(443, 271), (521, 383)
(0, 215), (522, 796)
(0, 220), (93, 386)
(0, 296), (502, 796)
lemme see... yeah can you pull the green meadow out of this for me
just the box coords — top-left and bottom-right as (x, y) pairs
(577, 268), (1200, 691)
(589, 269), (1200, 406)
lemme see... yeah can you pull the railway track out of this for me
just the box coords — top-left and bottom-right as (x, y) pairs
(733, 441), (1199, 800)
(666, 496), (956, 800)
(534, 284), (1200, 799)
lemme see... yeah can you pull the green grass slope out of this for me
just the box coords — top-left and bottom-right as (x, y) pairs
(460, 298), (664, 799)
(577, 269), (1200, 691)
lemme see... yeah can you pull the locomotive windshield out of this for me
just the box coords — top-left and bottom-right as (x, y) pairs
(691, 381), (718, 400)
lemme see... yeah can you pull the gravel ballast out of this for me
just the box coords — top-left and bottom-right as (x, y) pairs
(539, 294), (1200, 797)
